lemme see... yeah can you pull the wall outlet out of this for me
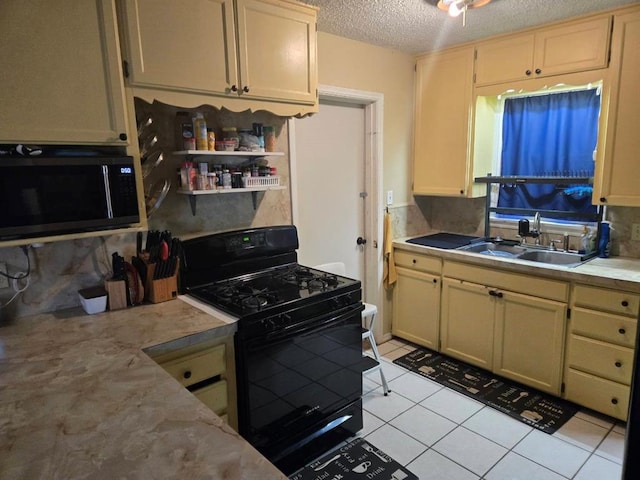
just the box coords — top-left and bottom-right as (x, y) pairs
(0, 263), (8, 289)
(386, 190), (393, 206)
(632, 224), (640, 241)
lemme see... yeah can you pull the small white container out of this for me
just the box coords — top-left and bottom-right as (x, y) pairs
(78, 287), (108, 315)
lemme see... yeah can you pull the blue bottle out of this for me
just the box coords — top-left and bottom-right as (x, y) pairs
(598, 221), (611, 258)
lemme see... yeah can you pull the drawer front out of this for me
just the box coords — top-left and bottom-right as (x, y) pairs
(573, 284), (640, 316)
(394, 250), (441, 274)
(572, 307), (637, 347)
(443, 261), (568, 302)
(161, 344), (226, 388)
(193, 380), (228, 415)
(567, 334), (634, 384)
(565, 368), (629, 421)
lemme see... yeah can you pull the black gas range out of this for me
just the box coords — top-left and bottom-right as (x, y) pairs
(180, 226), (364, 475)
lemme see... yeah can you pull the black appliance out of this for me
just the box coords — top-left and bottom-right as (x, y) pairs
(180, 226), (364, 475)
(0, 156), (140, 241)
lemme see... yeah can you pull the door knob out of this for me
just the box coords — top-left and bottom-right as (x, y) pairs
(356, 237), (367, 245)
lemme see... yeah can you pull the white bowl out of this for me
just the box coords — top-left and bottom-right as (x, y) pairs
(78, 287), (108, 315)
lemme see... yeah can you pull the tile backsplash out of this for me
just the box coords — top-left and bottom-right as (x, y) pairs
(0, 101), (292, 322)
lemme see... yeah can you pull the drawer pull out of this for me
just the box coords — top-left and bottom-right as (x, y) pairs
(488, 290), (503, 298)
(615, 361), (622, 368)
(183, 370), (192, 379)
(611, 398), (619, 405)
(433, 278), (438, 284)
(621, 300), (629, 307)
(619, 328), (626, 335)
(412, 259), (417, 264)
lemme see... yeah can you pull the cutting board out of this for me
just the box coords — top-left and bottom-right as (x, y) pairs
(406, 232), (483, 249)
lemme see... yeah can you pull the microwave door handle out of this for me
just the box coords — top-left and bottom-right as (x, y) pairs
(102, 165), (114, 219)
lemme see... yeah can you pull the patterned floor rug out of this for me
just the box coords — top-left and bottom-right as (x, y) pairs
(394, 347), (579, 434)
(289, 437), (418, 480)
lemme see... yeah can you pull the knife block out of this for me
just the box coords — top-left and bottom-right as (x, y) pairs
(145, 262), (179, 304)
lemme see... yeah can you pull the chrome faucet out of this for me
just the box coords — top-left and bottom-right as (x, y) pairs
(531, 212), (541, 245)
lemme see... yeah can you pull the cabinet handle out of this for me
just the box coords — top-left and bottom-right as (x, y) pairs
(535, 68), (542, 74)
(600, 197), (607, 203)
(230, 85), (238, 92)
(412, 259), (417, 264)
(619, 328), (626, 335)
(242, 86), (250, 93)
(489, 290), (503, 298)
(119, 133), (127, 141)
(621, 300), (629, 307)
(432, 278), (437, 284)
(615, 361), (622, 368)
(183, 370), (192, 379)
(525, 69), (532, 76)
(611, 397), (619, 405)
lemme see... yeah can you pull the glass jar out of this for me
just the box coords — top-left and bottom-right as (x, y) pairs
(264, 126), (276, 152)
(221, 127), (239, 150)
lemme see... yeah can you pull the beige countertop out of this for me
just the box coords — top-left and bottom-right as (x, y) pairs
(394, 237), (640, 292)
(0, 300), (288, 480)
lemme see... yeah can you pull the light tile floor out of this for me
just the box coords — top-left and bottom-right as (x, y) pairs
(354, 338), (626, 480)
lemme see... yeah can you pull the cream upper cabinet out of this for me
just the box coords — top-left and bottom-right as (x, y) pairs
(392, 251), (441, 350)
(475, 16), (612, 86)
(593, 9), (640, 206)
(0, 0), (128, 145)
(118, 0), (317, 108)
(414, 46), (485, 197)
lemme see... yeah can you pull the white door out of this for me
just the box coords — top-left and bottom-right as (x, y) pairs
(293, 101), (366, 281)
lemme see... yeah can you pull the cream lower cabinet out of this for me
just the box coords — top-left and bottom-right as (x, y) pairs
(441, 261), (568, 395)
(392, 250), (442, 350)
(0, 0), (128, 144)
(564, 284), (639, 420)
(118, 0), (317, 110)
(593, 8), (640, 206)
(150, 336), (237, 429)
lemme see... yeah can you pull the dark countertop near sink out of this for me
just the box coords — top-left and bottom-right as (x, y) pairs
(395, 236), (640, 292)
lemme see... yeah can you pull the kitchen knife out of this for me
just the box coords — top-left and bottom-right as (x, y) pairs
(136, 232), (143, 255)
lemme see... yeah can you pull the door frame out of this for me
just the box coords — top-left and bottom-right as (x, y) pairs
(289, 85), (384, 338)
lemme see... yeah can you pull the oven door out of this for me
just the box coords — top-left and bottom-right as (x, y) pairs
(235, 303), (364, 473)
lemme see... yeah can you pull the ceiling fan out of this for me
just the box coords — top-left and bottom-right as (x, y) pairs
(435, 0), (493, 26)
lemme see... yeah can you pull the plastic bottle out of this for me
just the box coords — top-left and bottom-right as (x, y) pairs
(193, 113), (208, 151)
(598, 221), (611, 258)
(579, 225), (589, 253)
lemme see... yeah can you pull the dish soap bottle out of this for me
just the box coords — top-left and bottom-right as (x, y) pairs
(580, 225), (590, 253)
(598, 221), (611, 258)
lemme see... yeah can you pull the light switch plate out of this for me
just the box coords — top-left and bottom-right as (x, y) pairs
(386, 190), (393, 206)
(0, 263), (8, 289)
(632, 224), (640, 241)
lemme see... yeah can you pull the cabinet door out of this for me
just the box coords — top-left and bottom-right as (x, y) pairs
(413, 47), (474, 196)
(392, 267), (440, 350)
(235, 0), (317, 104)
(0, 0), (128, 144)
(441, 278), (494, 370)
(119, 0), (238, 95)
(533, 17), (611, 78)
(494, 291), (566, 395)
(594, 10), (640, 206)
(474, 34), (535, 86)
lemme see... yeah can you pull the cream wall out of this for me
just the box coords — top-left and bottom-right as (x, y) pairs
(317, 32), (416, 207)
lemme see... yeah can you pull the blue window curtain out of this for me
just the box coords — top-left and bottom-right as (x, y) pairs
(497, 88), (600, 216)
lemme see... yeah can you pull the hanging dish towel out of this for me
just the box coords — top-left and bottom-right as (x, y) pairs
(383, 211), (397, 289)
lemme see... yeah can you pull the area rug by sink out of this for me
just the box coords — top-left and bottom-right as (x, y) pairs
(288, 437), (418, 480)
(394, 348), (578, 434)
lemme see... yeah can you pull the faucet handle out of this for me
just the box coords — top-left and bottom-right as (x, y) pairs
(549, 239), (563, 251)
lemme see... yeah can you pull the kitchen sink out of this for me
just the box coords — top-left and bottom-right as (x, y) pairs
(457, 241), (527, 258)
(456, 241), (594, 267)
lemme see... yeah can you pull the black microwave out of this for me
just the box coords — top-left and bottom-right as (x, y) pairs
(0, 156), (140, 241)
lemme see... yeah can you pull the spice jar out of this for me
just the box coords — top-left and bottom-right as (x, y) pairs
(221, 169), (232, 189)
(264, 126), (276, 152)
(207, 129), (216, 151)
(221, 127), (239, 150)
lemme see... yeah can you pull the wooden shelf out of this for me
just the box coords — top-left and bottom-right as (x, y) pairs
(173, 150), (285, 157)
(177, 186), (286, 214)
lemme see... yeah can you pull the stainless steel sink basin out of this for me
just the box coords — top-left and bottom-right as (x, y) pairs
(516, 250), (588, 266)
(457, 242), (527, 258)
(456, 241), (594, 267)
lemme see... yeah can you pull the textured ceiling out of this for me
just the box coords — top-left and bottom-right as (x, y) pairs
(301, 0), (640, 55)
